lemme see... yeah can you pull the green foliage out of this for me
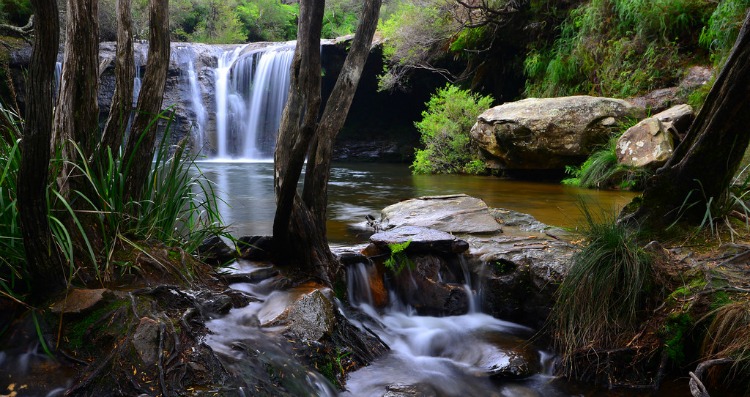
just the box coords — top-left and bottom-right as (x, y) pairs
(661, 312), (693, 364)
(524, 0), (714, 98)
(0, 107), (226, 301)
(384, 240), (413, 274)
(0, 0), (31, 26)
(411, 84), (493, 175)
(551, 204), (653, 373)
(699, 0), (750, 66)
(321, 0), (360, 39)
(190, 0), (248, 44)
(236, 0), (299, 42)
(377, 0), (455, 91)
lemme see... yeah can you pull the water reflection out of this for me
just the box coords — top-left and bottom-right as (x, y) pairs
(195, 162), (637, 243)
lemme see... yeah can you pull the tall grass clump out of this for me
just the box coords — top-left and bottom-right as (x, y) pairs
(562, 136), (651, 190)
(0, 105), (25, 299)
(71, 114), (226, 279)
(411, 84), (493, 175)
(0, 106), (226, 296)
(699, 0), (750, 67)
(551, 204), (653, 373)
(700, 300), (750, 383)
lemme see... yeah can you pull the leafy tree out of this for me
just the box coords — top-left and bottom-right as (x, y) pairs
(411, 84), (493, 174)
(191, 0), (247, 43)
(236, 0), (298, 41)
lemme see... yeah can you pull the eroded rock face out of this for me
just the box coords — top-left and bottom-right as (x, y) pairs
(379, 194), (502, 234)
(470, 96), (645, 170)
(616, 104), (694, 168)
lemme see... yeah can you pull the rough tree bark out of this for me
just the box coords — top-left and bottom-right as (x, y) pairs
(622, 11), (750, 230)
(122, 0), (170, 203)
(52, 0), (100, 158)
(96, 0), (134, 165)
(17, 0), (64, 296)
(273, 0), (381, 284)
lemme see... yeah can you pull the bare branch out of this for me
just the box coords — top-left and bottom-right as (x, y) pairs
(0, 15), (34, 43)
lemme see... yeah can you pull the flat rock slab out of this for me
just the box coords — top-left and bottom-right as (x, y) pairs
(367, 226), (469, 256)
(380, 194), (502, 234)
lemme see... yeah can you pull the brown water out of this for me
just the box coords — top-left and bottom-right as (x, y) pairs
(198, 161), (637, 243)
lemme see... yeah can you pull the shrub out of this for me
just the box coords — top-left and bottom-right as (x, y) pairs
(411, 84), (493, 175)
(551, 204), (653, 373)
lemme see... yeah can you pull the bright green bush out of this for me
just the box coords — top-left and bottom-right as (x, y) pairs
(411, 84), (493, 175)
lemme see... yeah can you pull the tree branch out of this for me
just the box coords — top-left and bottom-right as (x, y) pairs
(0, 15), (34, 43)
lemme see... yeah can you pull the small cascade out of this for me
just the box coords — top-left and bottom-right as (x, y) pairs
(341, 257), (570, 397)
(53, 61), (62, 99)
(459, 255), (481, 313)
(212, 43), (294, 160)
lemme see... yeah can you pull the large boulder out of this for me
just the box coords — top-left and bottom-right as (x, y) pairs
(470, 96), (645, 170)
(616, 104), (694, 168)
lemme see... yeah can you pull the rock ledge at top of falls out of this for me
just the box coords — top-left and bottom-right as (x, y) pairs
(379, 194), (503, 234)
(368, 194), (575, 328)
(470, 95), (645, 170)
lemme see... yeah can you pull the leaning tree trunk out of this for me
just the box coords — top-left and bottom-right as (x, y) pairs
(96, 0), (134, 166)
(302, 0), (382, 229)
(273, 0), (381, 284)
(18, 0), (64, 298)
(623, 11), (750, 230)
(52, 0), (99, 194)
(122, 0), (170, 203)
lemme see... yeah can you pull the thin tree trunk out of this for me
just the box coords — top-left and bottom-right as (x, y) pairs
(624, 11), (750, 229)
(122, 0), (170, 203)
(272, 0), (381, 283)
(302, 0), (382, 228)
(52, 0), (100, 161)
(96, 0), (134, 165)
(18, 0), (64, 298)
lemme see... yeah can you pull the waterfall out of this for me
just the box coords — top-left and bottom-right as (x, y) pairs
(187, 60), (206, 151)
(214, 46), (245, 159)
(212, 43), (294, 160)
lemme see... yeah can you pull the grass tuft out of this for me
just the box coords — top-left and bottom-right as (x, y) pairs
(551, 204), (653, 374)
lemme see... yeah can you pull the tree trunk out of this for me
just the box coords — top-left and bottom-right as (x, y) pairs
(18, 0), (65, 297)
(97, 0), (134, 165)
(272, 0), (381, 284)
(52, 0), (100, 160)
(122, 0), (170, 203)
(623, 11), (750, 230)
(302, 0), (382, 228)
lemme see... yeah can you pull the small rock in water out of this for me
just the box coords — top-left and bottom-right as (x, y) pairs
(383, 383), (439, 397)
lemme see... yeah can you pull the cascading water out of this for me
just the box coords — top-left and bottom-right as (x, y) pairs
(212, 44), (295, 160)
(343, 259), (564, 397)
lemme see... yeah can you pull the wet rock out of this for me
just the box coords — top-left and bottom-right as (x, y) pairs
(132, 317), (161, 366)
(332, 139), (404, 162)
(366, 226), (470, 257)
(286, 289), (337, 341)
(379, 194), (502, 234)
(220, 267), (280, 284)
(49, 288), (112, 315)
(628, 66), (712, 113)
(237, 235), (274, 261)
(499, 384), (542, 397)
(383, 383), (439, 397)
(471, 96), (644, 170)
(488, 350), (538, 379)
(196, 235), (236, 266)
(391, 255), (470, 316)
(195, 291), (233, 316)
